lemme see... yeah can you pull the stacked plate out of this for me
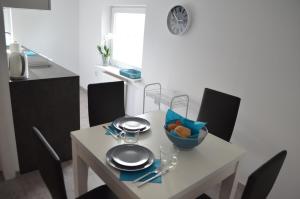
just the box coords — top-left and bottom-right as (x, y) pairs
(106, 144), (154, 171)
(113, 117), (151, 133)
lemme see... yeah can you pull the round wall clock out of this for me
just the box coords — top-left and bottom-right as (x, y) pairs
(167, 5), (191, 35)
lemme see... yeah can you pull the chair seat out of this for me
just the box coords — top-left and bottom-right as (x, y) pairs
(196, 193), (212, 199)
(77, 185), (118, 199)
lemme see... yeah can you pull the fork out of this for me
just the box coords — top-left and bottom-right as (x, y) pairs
(132, 168), (161, 183)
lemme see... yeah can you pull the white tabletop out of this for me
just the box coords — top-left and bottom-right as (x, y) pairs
(71, 111), (245, 199)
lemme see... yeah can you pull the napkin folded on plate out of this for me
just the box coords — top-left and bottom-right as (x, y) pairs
(104, 123), (121, 136)
(165, 109), (206, 139)
(119, 159), (162, 183)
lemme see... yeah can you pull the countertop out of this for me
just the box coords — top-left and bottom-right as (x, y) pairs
(9, 49), (77, 83)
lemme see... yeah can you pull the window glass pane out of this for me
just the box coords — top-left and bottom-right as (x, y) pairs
(3, 8), (13, 46)
(112, 11), (145, 68)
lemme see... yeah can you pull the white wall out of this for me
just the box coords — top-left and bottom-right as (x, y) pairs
(78, 0), (103, 88)
(143, 1), (300, 198)
(3, 8), (12, 33)
(0, 7), (19, 180)
(0, 8), (11, 173)
(78, 0), (300, 198)
(11, 0), (79, 74)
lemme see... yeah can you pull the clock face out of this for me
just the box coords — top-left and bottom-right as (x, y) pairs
(167, 5), (190, 35)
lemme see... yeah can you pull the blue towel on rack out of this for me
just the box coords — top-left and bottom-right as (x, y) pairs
(23, 50), (37, 56)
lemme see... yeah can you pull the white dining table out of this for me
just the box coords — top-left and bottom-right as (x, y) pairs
(71, 111), (245, 199)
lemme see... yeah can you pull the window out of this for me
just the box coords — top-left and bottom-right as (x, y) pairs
(111, 6), (146, 68)
(3, 8), (13, 46)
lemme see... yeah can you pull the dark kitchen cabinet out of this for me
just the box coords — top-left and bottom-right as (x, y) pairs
(9, 54), (79, 173)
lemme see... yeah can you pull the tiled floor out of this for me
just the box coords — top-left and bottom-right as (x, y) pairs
(0, 161), (104, 199)
(0, 89), (244, 199)
(0, 89), (103, 199)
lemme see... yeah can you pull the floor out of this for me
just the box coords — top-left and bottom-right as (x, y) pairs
(0, 89), (244, 199)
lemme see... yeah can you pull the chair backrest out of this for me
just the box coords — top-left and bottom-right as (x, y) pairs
(88, 81), (125, 127)
(242, 150), (287, 199)
(33, 127), (68, 199)
(197, 88), (241, 142)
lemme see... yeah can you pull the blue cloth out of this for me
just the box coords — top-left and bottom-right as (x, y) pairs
(23, 50), (37, 56)
(119, 159), (162, 183)
(119, 69), (141, 79)
(165, 109), (206, 138)
(105, 123), (121, 136)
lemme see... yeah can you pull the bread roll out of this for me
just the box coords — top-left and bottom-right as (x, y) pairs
(174, 125), (191, 138)
(167, 120), (182, 131)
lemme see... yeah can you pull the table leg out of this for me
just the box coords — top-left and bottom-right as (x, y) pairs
(219, 162), (239, 199)
(72, 140), (88, 197)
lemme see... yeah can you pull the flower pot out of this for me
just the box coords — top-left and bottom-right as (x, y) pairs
(102, 55), (110, 66)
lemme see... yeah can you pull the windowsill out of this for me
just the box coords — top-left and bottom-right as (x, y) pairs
(95, 65), (142, 83)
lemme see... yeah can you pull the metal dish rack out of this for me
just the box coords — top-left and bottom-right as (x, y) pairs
(143, 83), (189, 117)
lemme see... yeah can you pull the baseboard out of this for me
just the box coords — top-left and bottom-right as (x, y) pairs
(80, 86), (87, 91)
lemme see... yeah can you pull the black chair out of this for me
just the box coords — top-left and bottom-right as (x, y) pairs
(241, 150), (287, 199)
(33, 127), (118, 199)
(197, 150), (287, 199)
(197, 88), (241, 142)
(88, 81), (125, 127)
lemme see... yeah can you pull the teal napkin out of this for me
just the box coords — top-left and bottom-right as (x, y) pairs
(165, 109), (206, 138)
(23, 50), (36, 56)
(105, 123), (121, 136)
(120, 159), (162, 183)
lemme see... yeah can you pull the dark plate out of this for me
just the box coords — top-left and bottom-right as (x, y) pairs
(106, 144), (154, 172)
(111, 144), (150, 167)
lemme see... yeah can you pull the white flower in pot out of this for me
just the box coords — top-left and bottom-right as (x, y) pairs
(97, 33), (113, 66)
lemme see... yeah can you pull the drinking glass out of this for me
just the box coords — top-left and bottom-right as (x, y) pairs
(160, 145), (178, 169)
(121, 130), (139, 143)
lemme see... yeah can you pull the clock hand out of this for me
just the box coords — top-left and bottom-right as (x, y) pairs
(172, 11), (183, 22)
(172, 11), (178, 21)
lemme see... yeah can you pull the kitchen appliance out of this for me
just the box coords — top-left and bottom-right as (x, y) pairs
(8, 42), (29, 79)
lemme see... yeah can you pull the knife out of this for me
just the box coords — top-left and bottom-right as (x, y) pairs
(133, 169), (160, 183)
(137, 168), (170, 187)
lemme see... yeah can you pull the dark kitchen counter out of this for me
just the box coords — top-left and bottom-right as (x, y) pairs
(9, 51), (77, 83)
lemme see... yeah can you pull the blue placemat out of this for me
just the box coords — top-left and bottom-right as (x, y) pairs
(120, 159), (161, 183)
(104, 123), (121, 136)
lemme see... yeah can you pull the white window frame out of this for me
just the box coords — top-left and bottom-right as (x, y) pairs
(110, 6), (146, 68)
(3, 8), (14, 46)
